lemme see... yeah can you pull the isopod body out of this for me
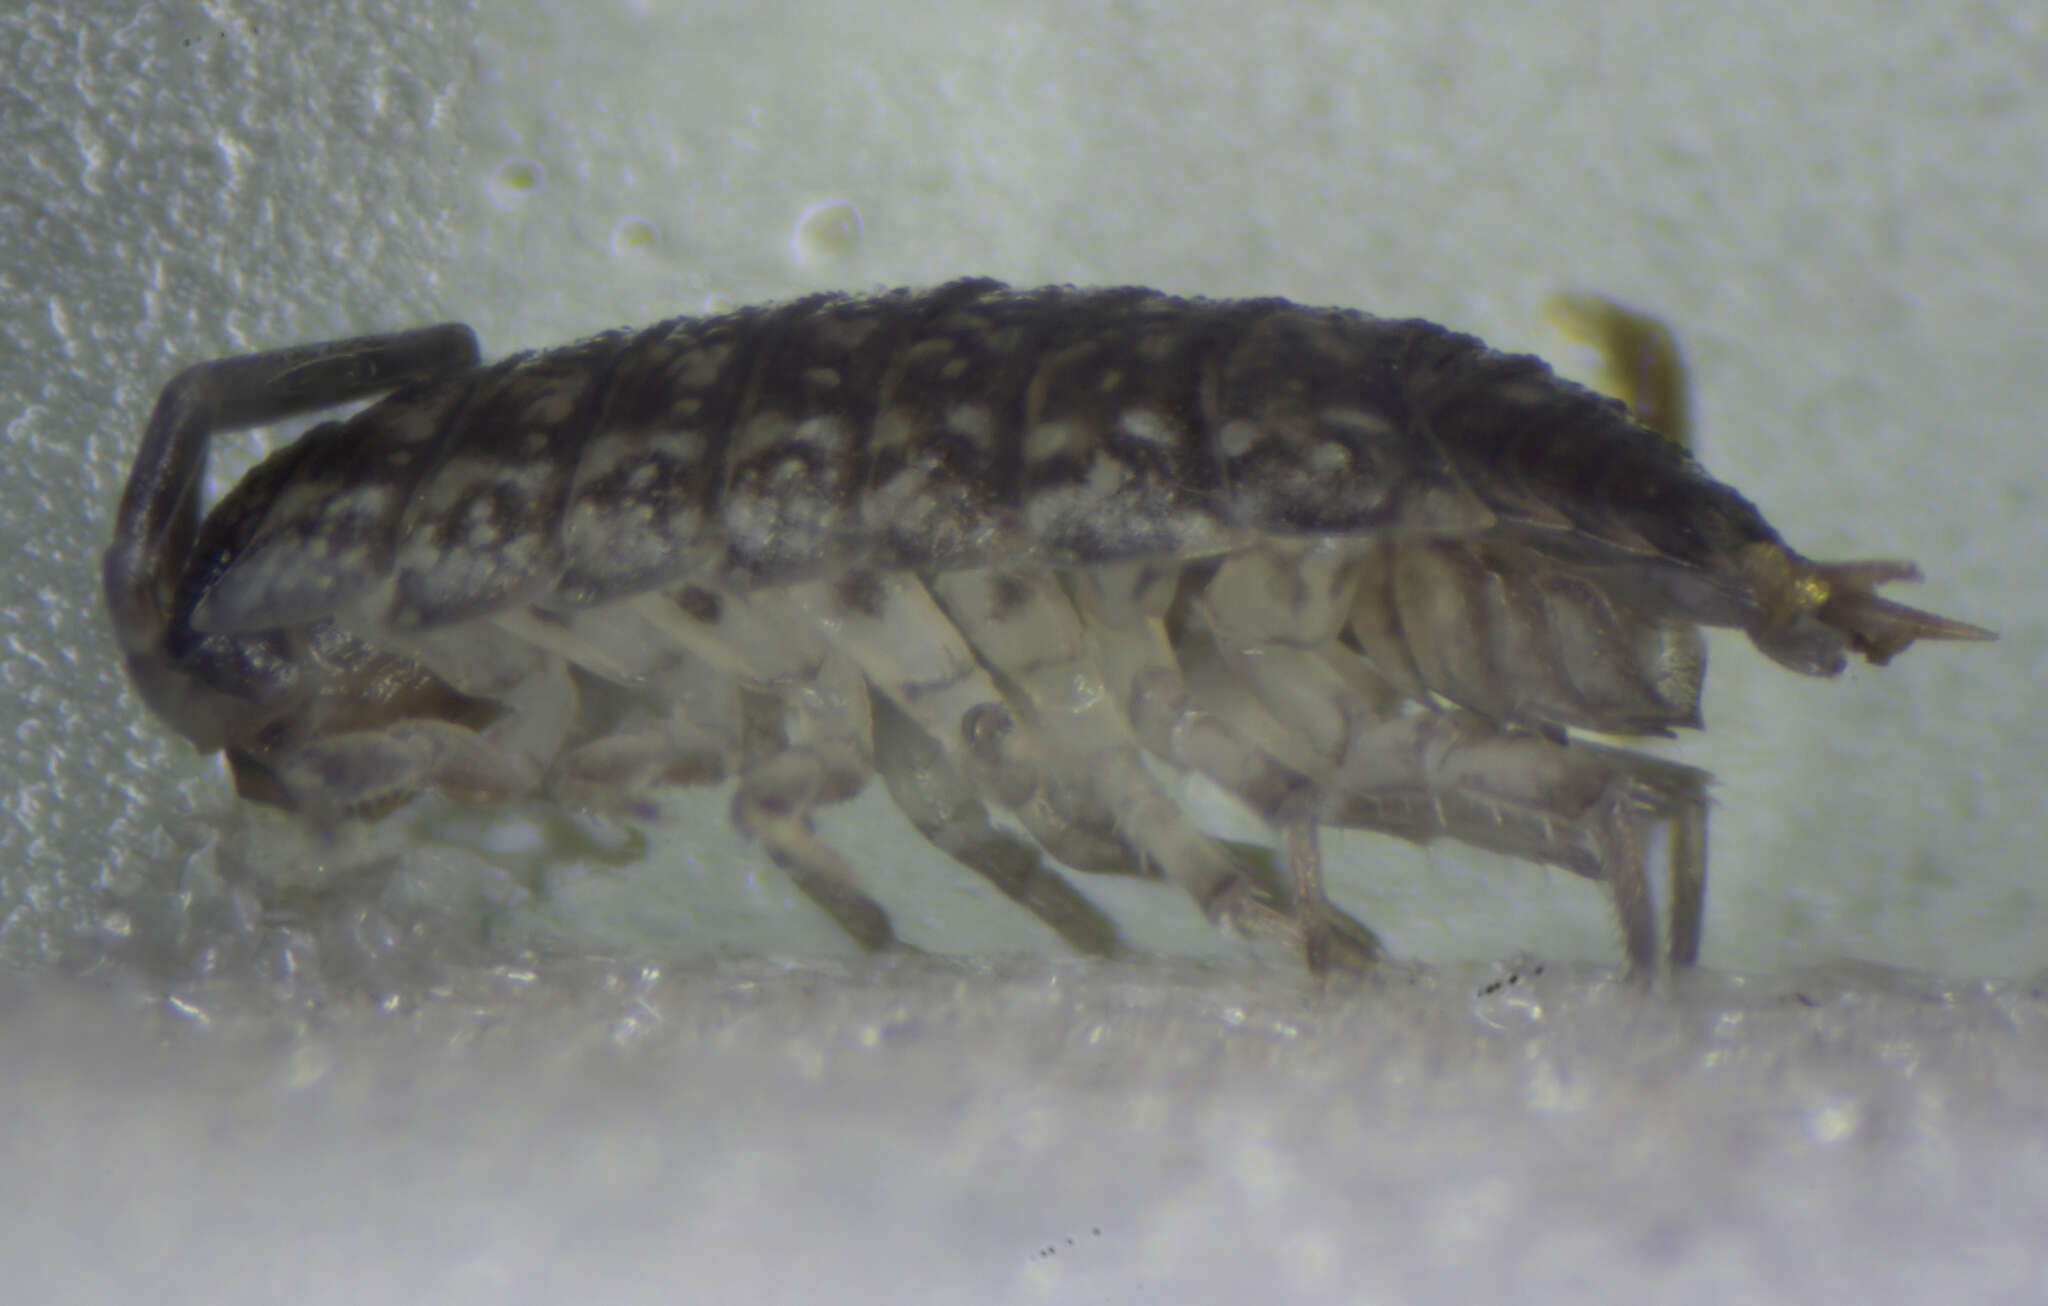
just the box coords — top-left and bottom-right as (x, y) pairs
(104, 279), (1993, 976)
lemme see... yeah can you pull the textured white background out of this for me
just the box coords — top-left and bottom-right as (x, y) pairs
(2, 1), (2045, 1301)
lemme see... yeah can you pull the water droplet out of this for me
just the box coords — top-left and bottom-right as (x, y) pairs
(610, 215), (658, 256)
(487, 158), (545, 210)
(790, 199), (862, 265)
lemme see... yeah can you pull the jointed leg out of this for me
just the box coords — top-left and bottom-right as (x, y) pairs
(785, 571), (1347, 968)
(1068, 562), (1386, 972)
(1319, 708), (1709, 976)
(624, 586), (911, 952)
(870, 692), (1130, 958)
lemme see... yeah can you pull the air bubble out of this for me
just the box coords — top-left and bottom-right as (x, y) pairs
(487, 158), (545, 210)
(610, 216), (658, 256)
(790, 199), (862, 265)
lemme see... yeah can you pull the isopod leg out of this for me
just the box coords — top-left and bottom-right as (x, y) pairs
(1064, 563), (1383, 972)
(731, 748), (902, 953)
(1201, 839), (1382, 966)
(1321, 709), (1707, 979)
(105, 324), (480, 657)
(1118, 664), (1370, 973)
(725, 644), (906, 952)
(241, 632), (578, 819)
(930, 566), (1387, 971)
(607, 590), (912, 952)
(1667, 798), (1708, 967)
(785, 573), (1332, 970)
(744, 650), (908, 952)
(546, 704), (734, 821)
(870, 693), (1130, 958)
(269, 718), (545, 820)
(636, 582), (1130, 954)
(1279, 825), (1336, 977)
(919, 572), (1153, 878)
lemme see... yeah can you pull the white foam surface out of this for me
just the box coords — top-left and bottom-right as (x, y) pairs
(4, 0), (2044, 1300)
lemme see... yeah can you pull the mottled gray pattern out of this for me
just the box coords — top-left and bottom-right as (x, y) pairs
(107, 284), (1988, 978)
(188, 281), (1788, 630)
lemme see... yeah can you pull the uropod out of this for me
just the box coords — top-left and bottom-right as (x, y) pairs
(103, 281), (1994, 977)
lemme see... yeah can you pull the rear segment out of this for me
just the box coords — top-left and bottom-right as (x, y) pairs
(1392, 316), (1993, 680)
(104, 324), (482, 772)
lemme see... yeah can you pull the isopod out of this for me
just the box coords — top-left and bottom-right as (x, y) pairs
(103, 279), (1994, 977)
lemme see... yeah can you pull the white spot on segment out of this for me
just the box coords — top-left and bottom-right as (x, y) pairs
(1020, 484), (1238, 561)
(1137, 330), (1179, 362)
(521, 375), (584, 425)
(395, 459), (562, 607)
(571, 430), (704, 498)
(1020, 461), (1137, 548)
(1498, 383), (1554, 406)
(866, 464), (930, 520)
(728, 412), (795, 464)
(662, 431), (707, 464)
(722, 500), (760, 537)
(941, 356), (970, 379)
(673, 342), (734, 389)
(565, 495), (676, 543)
(562, 490), (701, 586)
(1084, 453), (1127, 499)
(802, 366), (842, 392)
(380, 402), (448, 448)
(816, 313), (882, 352)
(260, 479), (359, 532)
(464, 513), (504, 549)
(1300, 322), (1352, 363)
(495, 527), (546, 570)
(1099, 369), (1124, 392)
(1219, 420), (1263, 458)
(300, 488), (400, 568)
(871, 408), (914, 455)
(1024, 421), (1087, 465)
(1117, 408), (1176, 446)
(945, 403), (995, 451)
(1321, 407), (1399, 440)
(392, 518), (555, 627)
(415, 457), (510, 515)
(1309, 442), (1350, 473)
(791, 414), (848, 453)
(193, 547), (338, 633)
(328, 541), (373, 576)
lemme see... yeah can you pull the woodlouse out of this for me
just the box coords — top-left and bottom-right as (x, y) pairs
(103, 279), (1994, 977)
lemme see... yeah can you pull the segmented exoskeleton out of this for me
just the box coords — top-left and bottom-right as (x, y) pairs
(104, 280), (1993, 977)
